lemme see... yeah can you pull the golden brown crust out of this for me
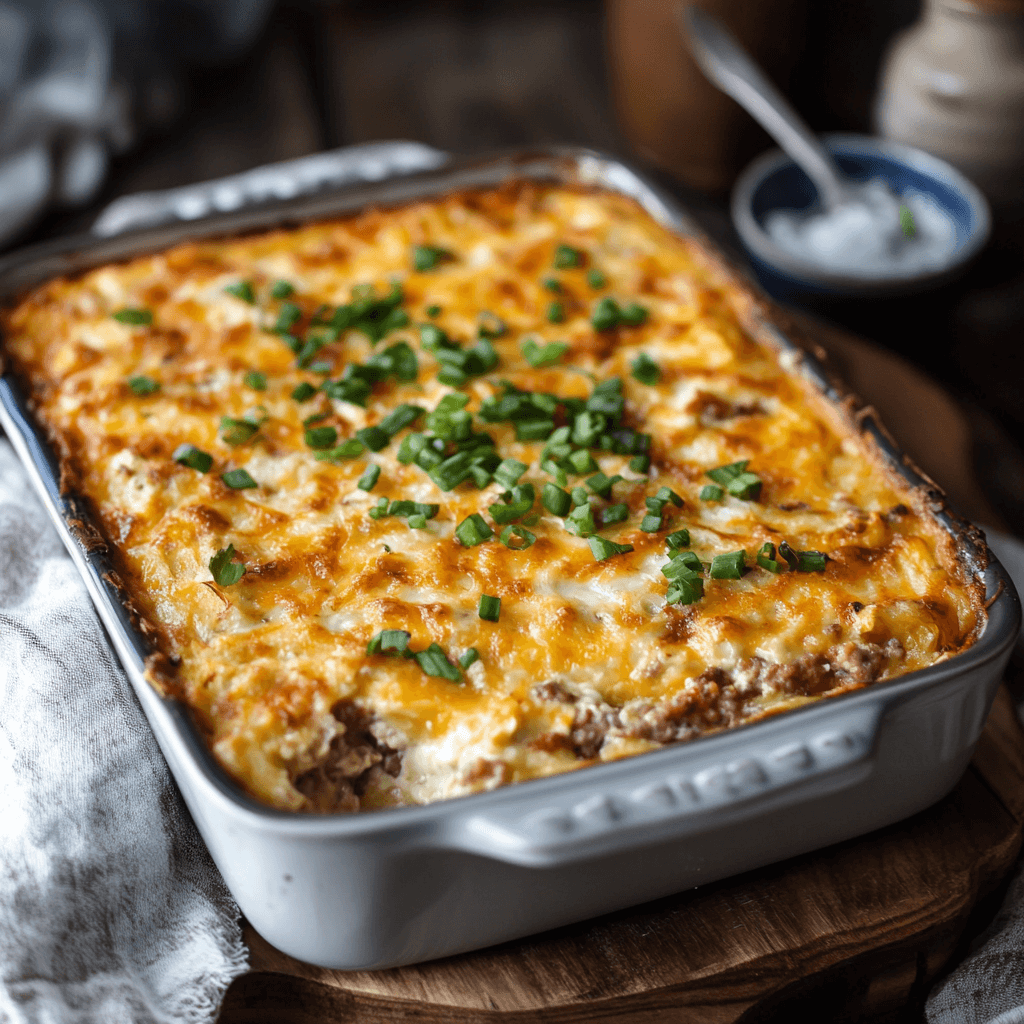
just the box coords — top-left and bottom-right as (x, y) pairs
(1, 181), (986, 811)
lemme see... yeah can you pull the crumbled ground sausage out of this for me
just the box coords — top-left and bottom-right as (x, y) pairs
(533, 641), (902, 761)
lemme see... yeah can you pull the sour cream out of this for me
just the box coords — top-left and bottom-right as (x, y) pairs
(764, 181), (958, 279)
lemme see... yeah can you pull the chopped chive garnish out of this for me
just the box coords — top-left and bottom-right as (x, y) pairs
(173, 443), (213, 473)
(315, 439), (365, 461)
(478, 311), (507, 338)
(384, 500), (440, 520)
(367, 629), (412, 657)
(641, 514), (663, 532)
(570, 486), (589, 508)
(706, 460), (762, 500)
(515, 419), (556, 441)
(666, 529), (690, 549)
(243, 370), (267, 391)
(710, 550), (746, 579)
(757, 542), (784, 573)
(221, 468), (257, 489)
(899, 204), (916, 238)
(220, 415), (261, 445)
(407, 513), (427, 529)
(500, 524), (536, 550)
(666, 573), (703, 605)
(357, 464), (381, 491)
(493, 458), (528, 490)
(587, 268), (606, 289)
(589, 536), (634, 561)
(112, 308), (152, 326)
(209, 544), (245, 586)
(415, 643), (461, 681)
(459, 648), (480, 669)
(224, 280), (256, 304)
(620, 302), (648, 327)
(542, 482), (572, 516)
(304, 425), (338, 449)
(356, 426), (390, 452)
(303, 412), (330, 426)
(779, 541), (826, 571)
(270, 280), (294, 299)
(655, 487), (683, 507)
(554, 244), (582, 269)
(426, 304), (442, 318)
(308, 360), (332, 375)
(564, 501), (597, 537)
(601, 502), (629, 526)
(489, 484), (535, 524)
(547, 301), (565, 324)
(568, 449), (599, 475)
(413, 245), (451, 272)
(368, 496), (390, 519)
(700, 484), (724, 502)
(128, 375), (159, 395)
(521, 339), (569, 368)
(629, 454), (650, 473)
(544, 278), (562, 292)
(479, 594), (501, 621)
(630, 352), (660, 386)
(586, 472), (623, 499)
(430, 451), (474, 491)
(274, 302), (302, 335)
(662, 553), (702, 579)
(376, 403), (424, 438)
(592, 297), (620, 332)
(455, 513), (493, 546)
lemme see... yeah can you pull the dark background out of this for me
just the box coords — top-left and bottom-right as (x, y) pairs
(18, 0), (1024, 530)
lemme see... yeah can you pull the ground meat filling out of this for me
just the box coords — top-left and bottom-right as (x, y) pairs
(295, 700), (404, 812)
(533, 640), (903, 760)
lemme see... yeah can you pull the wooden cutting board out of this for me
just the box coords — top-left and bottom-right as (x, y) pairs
(219, 329), (1024, 1023)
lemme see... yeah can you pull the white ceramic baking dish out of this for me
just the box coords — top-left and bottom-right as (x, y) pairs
(0, 144), (1018, 970)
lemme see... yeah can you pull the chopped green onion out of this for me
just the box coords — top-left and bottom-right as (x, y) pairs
(629, 454), (650, 473)
(641, 514), (663, 532)
(542, 482), (572, 516)
(406, 513), (426, 529)
(589, 536), (634, 561)
(367, 629), (412, 657)
(571, 486), (589, 506)
(521, 339), (569, 368)
(304, 425), (337, 449)
(564, 501), (597, 537)
(757, 542), (784, 573)
(586, 472), (623, 499)
(243, 370), (267, 391)
(700, 484), (724, 502)
(415, 643), (461, 681)
(655, 486), (684, 507)
(620, 302), (648, 327)
(543, 278), (562, 293)
(224, 280), (256, 304)
(478, 594), (501, 621)
(455, 513), (493, 546)
(112, 308), (153, 326)
(291, 382), (317, 402)
(706, 460), (762, 500)
(899, 204), (916, 238)
(630, 352), (660, 386)
(547, 301), (565, 324)
(601, 502), (629, 526)
(221, 468), (257, 489)
(675, 551), (703, 572)
(426, 304), (442, 318)
(308, 360), (332, 375)
(274, 302), (302, 334)
(568, 449), (598, 474)
(662, 554), (701, 580)
(554, 244), (582, 269)
(430, 451), (475, 491)
(377, 404), (424, 437)
(459, 648), (480, 669)
(128, 375), (159, 395)
(591, 297), (621, 331)
(797, 550), (828, 572)
(368, 496), (390, 519)
(357, 464), (381, 491)
(493, 458), (528, 490)
(173, 443), (213, 473)
(489, 484), (535, 524)
(710, 550), (746, 579)
(666, 529), (690, 549)
(477, 311), (507, 339)
(386, 500), (440, 520)
(666, 573), (703, 605)
(413, 245), (451, 272)
(355, 426), (389, 452)
(315, 439), (366, 461)
(270, 280), (294, 299)
(209, 544), (245, 586)
(500, 524), (536, 550)
(587, 268), (606, 289)
(220, 415), (261, 446)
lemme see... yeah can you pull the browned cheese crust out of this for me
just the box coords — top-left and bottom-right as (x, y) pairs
(1, 182), (985, 811)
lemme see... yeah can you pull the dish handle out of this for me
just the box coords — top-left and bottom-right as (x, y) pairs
(447, 702), (882, 867)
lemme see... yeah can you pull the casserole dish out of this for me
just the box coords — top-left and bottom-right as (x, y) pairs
(0, 144), (1017, 970)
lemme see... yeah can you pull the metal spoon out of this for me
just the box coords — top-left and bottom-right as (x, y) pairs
(679, 4), (852, 211)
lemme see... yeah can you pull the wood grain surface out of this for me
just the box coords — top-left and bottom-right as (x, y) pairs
(218, 331), (1024, 1022)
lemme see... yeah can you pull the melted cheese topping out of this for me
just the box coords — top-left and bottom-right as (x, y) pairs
(2, 183), (982, 811)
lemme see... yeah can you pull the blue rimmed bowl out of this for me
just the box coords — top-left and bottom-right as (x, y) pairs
(731, 133), (991, 302)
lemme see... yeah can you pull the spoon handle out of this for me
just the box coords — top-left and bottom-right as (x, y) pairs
(679, 4), (848, 209)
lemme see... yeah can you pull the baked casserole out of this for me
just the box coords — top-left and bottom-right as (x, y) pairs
(1, 182), (984, 812)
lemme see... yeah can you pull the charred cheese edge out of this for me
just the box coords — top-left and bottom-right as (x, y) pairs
(2, 183), (984, 812)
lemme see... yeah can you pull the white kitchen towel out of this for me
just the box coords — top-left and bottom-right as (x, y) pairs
(0, 436), (247, 1024)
